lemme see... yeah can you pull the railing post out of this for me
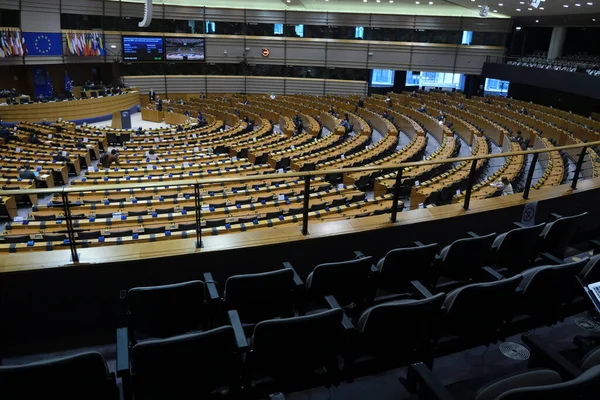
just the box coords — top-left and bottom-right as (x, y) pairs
(390, 168), (403, 223)
(194, 183), (202, 248)
(463, 159), (478, 211)
(522, 152), (539, 200)
(571, 146), (588, 190)
(301, 175), (310, 235)
(61, 191), (79, 263)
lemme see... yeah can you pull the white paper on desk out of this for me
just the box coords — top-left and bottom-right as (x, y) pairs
(232, 156), (238, 162)
(341, 154), (345, 160)
(194, 147), (199, 152)
(192, 134), (197, 138)
(183, 162), (190, 168)
(337, 183), (344, 189)
(40, 174), (49, 179)
(62, 151), (68, 157)
(154, 138), (159, 142)
(15, 148), (21, 153)
(112, 212), (122, 219)
(48, 134), (53, 139)
(13, 216), (23, 222)
(83, 137), (89, 143)
(277, 168), (284, 173)
(456, 189), (461, 195)
(415, 180), (420, 186)
(418, 203), (424, 209)
(253, 137), (257, 142)
(201, 205), (210, 211)
(278, 194), (285, 201)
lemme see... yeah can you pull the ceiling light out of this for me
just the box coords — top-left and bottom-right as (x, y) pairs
(536, 19), (539, 22)
(415, 1), (420, 3)
(493, 9), (498, 11)
(519, 1), (524, 3)
(528, 7), (533, 9)
(587, 2), (594, 4)
(576, 3), (581, 5)
(363, 0), (367, 2)
(429, 1), (433, 3)
(516, 8), (521, 10)
(499, 3), (503, 5)
(286, 0), (290, 2)
(540, 6), (544, 9)
(478, 4), (482, 6)
(563, 4), (568, 7)
(376, 0), (380, 2)
(110, 45), (116, 48)
(516, 26), (522, 30)
(389, 0), (393, 3)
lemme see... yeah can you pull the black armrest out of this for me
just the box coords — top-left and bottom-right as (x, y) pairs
(466, 231), (479, 238)
(522, 334), (582, 380)
(116, 327), (130, 377)
(324, 295), (355, 331)
(539, 252), (564, 265)
(407, 363), (455, 400)
(513, 222), (526, 228)
(482, 266), (504, 281)
(282, 261), (305, 289)
(227, 310), (249, 352)
(550, 213), (563, 220)
(203, 272), (220, 301)
(411, 280), (434, 298)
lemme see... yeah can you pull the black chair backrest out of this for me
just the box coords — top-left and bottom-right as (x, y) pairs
(78, 230), (102, 240)
(2, 234), (31, 243)
(265, 210), (284, 219)
(519, 260), (588, 323)
(130, 327), (239, 400)
(492, 223), (546, 273)
(250, 309), (343, 375)
(439, 232), (497, 280)
(581, 254), (600, 284)
(144, 226), (166, 234)
(95, 213), (114, 219)
(377, 243), (439, 290)
(539, 212), (587, 259)
(42, 233), (67, 242)
(110, 230), (133, 238)
(127, 280), (207, 341)
(205, 219), (225, 228)
(225, 269), (296, 323)
(0, 351), (115, 400)
(444, 275), (522, 340)
(357, 294), (445, 359)
(155, 208), (174, 214)
(34, 214), (57, 221)
(496, 365), (600, 400)
(306, 256), (374, 307)
(177, 222), (196, 231)
(235, 198), (252, 205)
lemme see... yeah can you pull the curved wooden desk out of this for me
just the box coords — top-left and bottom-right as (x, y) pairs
(0, 92), (139, 122)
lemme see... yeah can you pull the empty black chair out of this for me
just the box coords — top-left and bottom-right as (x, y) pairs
(265, 210), (284, 219)
(374, 243), (440, 299)
(443, 275), (522, 342)
(306, 256), (374, 313)
(518, 260), (588, 325)
(354, 212), (371, 218)
(183, 205), (196, 212)
(356, 294), (445, 363)
(207, 201), (226, 208)
(288, 206), (304, 215)
(108, 197), (126, 203)
(257, 195), (274, 203)
(77, 230), (102, 240)
(437, 232), (497, 283)
(234, 198), (252, 206)
(135, 195), (153, 201)
(95, 213), (113, 219)
(110, 230), (133, 238)
(177, 222), (196, 231)
(0, 351), (117, 400)
(161, 193), (177, 199)
(83, 199), (102, 204)
(491, 223), (546, 274)
(246, 309), (343, 389)
(205, 218), (225, 228)
(129, 327), (241, 400)
(224, 268), (299, 327)
(539, 212), (587, 261)
(128, 210), (148, 217)
(42, 233), (68, 242)
(330, 198), (347, 207)
(580, 254), (600, 284)
(144, 226), (166, 234)
(310, 202), (327, 211)
(350, 193), (366, 203)
(34, 214), (56, 221)
(237, 216), (258, 224)
(155, 207), (174, 214)
(2, 234), (31, 243)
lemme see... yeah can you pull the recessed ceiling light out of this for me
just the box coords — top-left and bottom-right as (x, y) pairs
(536, 19), (539, 22)
(528, 7), (533, 9)
(493, 9), (498, 12)
(415, 1), (419, 3)
(478, 4), (482, 7)
(576, 3), (581, 5)
(286, 0), (290, 2)
(499, 3), (503, 5)
(519, 1), (524, 3)
(587, 2), (593, 4)
(363, 0), (367, 2)
(429, 1), (433, 3)
(516, 8), (521, 10)
(389, 0), (393, 3)
(540, 6), (544, 8)
(563, 4), (568, 7)
(516, 26), (522, 30)
(110, 45), (116, 48)
(376, 0), (380, 2)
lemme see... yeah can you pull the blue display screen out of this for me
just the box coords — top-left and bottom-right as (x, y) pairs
(122, 36), (164, 61)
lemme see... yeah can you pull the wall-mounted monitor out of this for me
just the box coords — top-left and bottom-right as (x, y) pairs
(122, 36), (164, 61)
(165, 37), (205, 61)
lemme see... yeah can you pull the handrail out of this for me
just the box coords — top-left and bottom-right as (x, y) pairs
(1, 139), (598, 197)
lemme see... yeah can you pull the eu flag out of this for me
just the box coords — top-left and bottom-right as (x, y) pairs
(23, 32), (62, 56)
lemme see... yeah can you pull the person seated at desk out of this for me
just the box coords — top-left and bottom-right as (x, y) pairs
(184, 110), (191, 117)
(485, 97), (492, 105)
(440, 98), (447, 105)
(176, 124), (184, 133)
(99, 149), (120, 168)
(145, 149), (159, 161)
(490, 177), (514, 196)
(510, 130), (524, 146)
(357, 97), (364, 108)
(137, 126), (145, 136)
(156, 96), (163, 112)
(382, 110), (391, 121)
(0, 127), (21, 143)
(52, 152), (71, 163)
(457, 102), (465, 110)
(340, 114), (351, 133)
(19, 164), (39, 182)
(521, 107), (528, 116)
(419, 103), (427, 113)
(149, 89), (156, 102)
(28, 132), (42, 145)
(75, 138), (86, 149)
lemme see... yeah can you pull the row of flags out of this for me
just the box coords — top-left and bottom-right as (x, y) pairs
(37, 72), (73, 98)
(0, 29), (106, 58)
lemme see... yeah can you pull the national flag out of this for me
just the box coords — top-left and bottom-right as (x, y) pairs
(45, 72), (54, 98)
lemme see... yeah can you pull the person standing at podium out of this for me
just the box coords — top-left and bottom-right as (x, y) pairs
(149, 89), (156, 102)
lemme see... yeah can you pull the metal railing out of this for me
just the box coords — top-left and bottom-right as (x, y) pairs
(1, 140), (598, 263)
